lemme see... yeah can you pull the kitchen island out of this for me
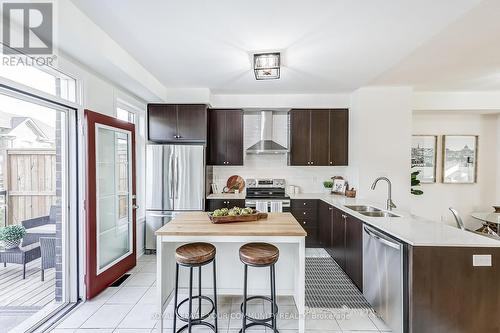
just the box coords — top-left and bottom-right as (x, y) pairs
(155, 212), (307, 332)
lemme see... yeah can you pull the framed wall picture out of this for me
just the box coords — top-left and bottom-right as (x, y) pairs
(411, 135), (437, 183)
(332, 178), (347, 194)
(442, 135), (478, 184)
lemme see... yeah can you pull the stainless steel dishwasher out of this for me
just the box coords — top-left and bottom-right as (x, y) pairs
(363, 225), (405, 333)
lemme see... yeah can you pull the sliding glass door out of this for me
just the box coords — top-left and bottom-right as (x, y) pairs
(0, 88), (75, 332)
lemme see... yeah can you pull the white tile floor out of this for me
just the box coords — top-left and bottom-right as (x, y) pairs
(50, 253), (391, 333)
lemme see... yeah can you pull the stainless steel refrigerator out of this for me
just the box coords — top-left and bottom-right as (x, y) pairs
(145, 145), (205, 251)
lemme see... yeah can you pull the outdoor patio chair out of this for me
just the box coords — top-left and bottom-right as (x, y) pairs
(21, 205), (57, 246)
(40, 237), (56, 281)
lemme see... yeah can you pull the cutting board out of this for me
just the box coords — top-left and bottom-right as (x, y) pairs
(226, 175), (245, 192)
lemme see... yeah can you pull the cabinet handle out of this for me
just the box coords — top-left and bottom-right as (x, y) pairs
(311, 161), (314, 165)
(303, 202), (307, 206)
(330, 162), (333, 165)
(303, 221), (307, 225)
(329, 207), (333, 211)
(342, 214), (347, 219)
(303, 212), (307, 215)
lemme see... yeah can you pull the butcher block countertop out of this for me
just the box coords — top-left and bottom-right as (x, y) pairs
(156, 212), (307, 237)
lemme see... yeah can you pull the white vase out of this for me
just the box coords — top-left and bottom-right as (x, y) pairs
(2, 239), (20, 250)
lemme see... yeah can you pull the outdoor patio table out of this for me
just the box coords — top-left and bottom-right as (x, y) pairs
(25, 224), (56, 235)
(0, 243), (41, 279)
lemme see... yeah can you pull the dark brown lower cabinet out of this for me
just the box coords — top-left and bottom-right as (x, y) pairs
(291, 199), (320, 247)
(345, 214), (363, 291)
(410, 246), (500, 333)
(318, 201), (333, 249)
(325, 207), (363, 291)
(206, 199), (245, 211)
(331, 208), (346, 269)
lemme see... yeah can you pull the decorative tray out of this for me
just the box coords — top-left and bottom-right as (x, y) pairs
(208, 210), (268, 224)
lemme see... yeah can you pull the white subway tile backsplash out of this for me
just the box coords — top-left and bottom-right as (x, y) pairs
(213, 164), (348, 193)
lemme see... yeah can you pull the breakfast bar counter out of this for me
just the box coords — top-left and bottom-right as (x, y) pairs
(155, 212), (307, 332)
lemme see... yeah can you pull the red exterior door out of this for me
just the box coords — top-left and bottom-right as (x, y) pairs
(85, 110), (137, 299)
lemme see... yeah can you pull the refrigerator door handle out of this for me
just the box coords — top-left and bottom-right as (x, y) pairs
(170, 152), (175, 201)
(175, 155), (180, 199)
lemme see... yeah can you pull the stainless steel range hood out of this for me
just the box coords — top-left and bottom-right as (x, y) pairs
(246, 110), (288, 154)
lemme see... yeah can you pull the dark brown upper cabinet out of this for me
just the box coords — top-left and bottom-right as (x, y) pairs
(147, 104), (207, 143)
(207, 109), (244, 166)
(330, 109), (349, 165)
(289, 109), (348, 166)
(289, 110), (310, 166)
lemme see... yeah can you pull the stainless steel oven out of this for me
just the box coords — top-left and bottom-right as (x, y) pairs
(244, 199), (291, 212)
(245, 178), (290, 212)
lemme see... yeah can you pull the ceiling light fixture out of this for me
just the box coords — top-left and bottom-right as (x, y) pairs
(253, 52), (280, 80)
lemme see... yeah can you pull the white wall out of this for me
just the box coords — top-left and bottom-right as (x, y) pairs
(411, 112), (499, 227)
(350, 87), (413, 210)
(497, 115), (500, 205)
(210, 88), (414, 209)
(210, 93), (350, 109)
(56, 0), (166, 102)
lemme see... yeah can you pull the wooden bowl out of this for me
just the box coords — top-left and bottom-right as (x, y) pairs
(208, 210), (268, 224)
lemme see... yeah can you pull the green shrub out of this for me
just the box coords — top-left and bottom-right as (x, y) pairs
(0, 225), (26, 242)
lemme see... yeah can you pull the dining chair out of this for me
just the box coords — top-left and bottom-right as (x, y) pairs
(449, 208), (466, 230)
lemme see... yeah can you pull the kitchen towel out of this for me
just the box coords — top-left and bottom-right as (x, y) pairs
(270, 201), (283, 213)
(256, 201), (269, 213)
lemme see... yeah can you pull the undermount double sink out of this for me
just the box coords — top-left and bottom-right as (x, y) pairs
(345, 205), (401, 218)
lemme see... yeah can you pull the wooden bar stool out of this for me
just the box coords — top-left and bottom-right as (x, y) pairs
(173, 242), (218, 333)
(239, 242), (279, 333)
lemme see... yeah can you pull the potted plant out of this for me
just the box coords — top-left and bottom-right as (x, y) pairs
(323, 180), (333, 194)
(0, 225), (26, 249)
(411, 170), (424, 196)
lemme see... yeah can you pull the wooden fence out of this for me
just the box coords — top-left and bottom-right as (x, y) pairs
(5, 149), (57, 226)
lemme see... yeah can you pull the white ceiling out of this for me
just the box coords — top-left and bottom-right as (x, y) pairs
(373, 0), (500, 91)
(70, 0), (484, 94)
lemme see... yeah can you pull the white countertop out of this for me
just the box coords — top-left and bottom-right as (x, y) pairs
(205, 192), (500, 247)
(207, 193), (246, 200)
(289, 193), (500, 247)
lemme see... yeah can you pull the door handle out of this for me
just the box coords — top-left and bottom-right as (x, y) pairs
(175, 156), (179, 199)
(169, 155), (175, 198)
(132, 204), (139, 210)
(149, 214), (169, 218)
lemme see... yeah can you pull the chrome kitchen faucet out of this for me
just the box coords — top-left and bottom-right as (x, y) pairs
(371, 177), (397, 211)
